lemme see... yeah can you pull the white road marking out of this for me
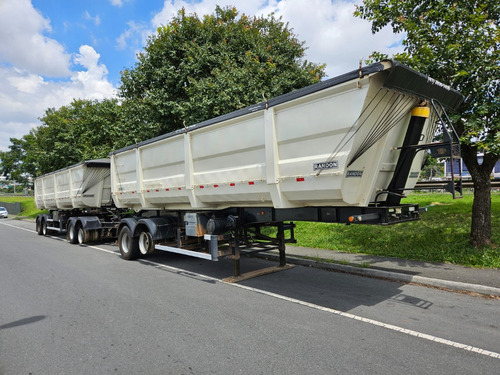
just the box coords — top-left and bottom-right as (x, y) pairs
(3, 220), (500, 360)
(0, 220), (38, 233)
(229, 282), (500, 359)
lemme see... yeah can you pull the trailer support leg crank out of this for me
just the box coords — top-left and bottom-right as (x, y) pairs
(277, 222), (286, 268)
(223, 221), (293, 283)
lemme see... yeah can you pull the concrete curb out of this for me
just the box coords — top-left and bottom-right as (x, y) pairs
(259, 253), (500, 297)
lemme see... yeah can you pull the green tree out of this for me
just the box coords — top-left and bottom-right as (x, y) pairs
(118, 5), (326, 139)
(0, 99), (122, 177)
(419, 154), (444, 181)
(0, 134), (38, 186)
(355, 0), (499, 247)
(34, 98), (122, 174)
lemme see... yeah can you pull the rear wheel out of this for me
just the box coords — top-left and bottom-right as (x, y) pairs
(118, 226), (139, 260)
(67, 222), (78, 244)
(138, 230), (155, 255)
(36, 218), (43, 235)
(42, 220), (48, 236)
(77, 227), (86, 245)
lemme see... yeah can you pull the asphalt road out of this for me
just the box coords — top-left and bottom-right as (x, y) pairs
(1, 219), (499, 374)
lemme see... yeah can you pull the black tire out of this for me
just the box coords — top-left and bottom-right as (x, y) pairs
(36, 218), (43, 235)
(42, 220), (48, 236)
(118, 226), (139, 260)
(138, 229), (155, 255)
(67, 222), (78, 244)
(77, 227), (87, 245)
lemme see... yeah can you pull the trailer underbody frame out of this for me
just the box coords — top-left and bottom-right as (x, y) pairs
(36, 203), (420, 278)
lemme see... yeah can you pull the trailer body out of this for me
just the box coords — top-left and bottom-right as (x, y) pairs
(34, 159), (116, 240)
(35, 61), (463, 277)
(110, 61), (461, 211)
(34, 159), (112, 210)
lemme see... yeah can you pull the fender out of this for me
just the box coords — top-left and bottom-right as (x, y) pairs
(135, 216), (176, 241)
(76, 216), (103, 231)
(66, 216), (79, 230)
(37, 213), (51, 223)
(118, 217), (139, 237)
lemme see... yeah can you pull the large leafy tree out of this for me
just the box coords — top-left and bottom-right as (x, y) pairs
(0, 134), (38, 186)
(35, 98), (122, 174)
(119, 6), (326, 138)
(1, 6), (325, 179)
(0, 99), (122, 177)
(355, 0), (499, 247)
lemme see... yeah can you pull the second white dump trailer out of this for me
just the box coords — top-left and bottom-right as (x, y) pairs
(35, 60), (463, 277)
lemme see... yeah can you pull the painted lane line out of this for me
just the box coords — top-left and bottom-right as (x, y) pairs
(3, 220), (500, 360)
(0, 221), (119, 255)
(105, 246), (500, 360)
(227, 282), (500, 360)
(0, 220), (38, 234)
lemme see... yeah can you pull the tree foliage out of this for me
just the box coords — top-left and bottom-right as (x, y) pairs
(0, 99), (122, 179)
(1, 6), (326, 181)
(119, 6), (326, 138)
(33, 98), (122, 174)
(355, 0), (499, 247)
(0, 135), (37, 184)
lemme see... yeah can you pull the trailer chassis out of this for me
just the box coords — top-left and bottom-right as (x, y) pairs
(114, 204), (420, 278)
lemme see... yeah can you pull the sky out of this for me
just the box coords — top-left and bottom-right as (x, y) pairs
(0, 0), (404, 152)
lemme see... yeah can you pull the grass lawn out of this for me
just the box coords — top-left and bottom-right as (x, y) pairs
(292, 192), (500, 268)
(3, 192), (499, 268)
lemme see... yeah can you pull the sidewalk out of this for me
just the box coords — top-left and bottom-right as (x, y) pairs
(262, 246), (500, 297)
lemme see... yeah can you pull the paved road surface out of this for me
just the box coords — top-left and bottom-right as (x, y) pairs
(1, 219), (499, 374)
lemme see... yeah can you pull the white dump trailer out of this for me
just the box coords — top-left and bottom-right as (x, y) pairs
(110, 61), (461, 212)
(35, 60), (463, 277)
(34, 159), (112, 211)
(34, 159), (117, 243)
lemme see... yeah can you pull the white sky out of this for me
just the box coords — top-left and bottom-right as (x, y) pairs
(0, 0), (404, 152)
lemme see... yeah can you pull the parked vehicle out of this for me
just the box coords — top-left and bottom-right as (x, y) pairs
(0, 207), (8, 218)
(34, 60), (463, 277)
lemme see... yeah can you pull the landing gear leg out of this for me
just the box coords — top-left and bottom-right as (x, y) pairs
(277, 222), (287, 268)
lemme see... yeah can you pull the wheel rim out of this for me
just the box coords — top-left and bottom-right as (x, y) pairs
(42, 221), (47, 235)
(139, 231), (152, 255)
(78, 228), (84, 244)
(68, 224), (75, 241)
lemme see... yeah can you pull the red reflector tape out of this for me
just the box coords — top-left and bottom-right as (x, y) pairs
(214, 184), (219, 188)
(249, 181), (255, 185)
(230, 183), (235, 187)
(200, 185), (205, 189)
(296, 177), (305, 182)
(178, 187), (182, 190)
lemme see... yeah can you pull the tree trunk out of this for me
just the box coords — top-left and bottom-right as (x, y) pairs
(461, 144), (497, 248)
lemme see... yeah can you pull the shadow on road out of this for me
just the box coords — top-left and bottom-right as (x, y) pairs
(139, 251), (433, 313)
(0, 315), (46, 330)
(33, 230), (434, 314)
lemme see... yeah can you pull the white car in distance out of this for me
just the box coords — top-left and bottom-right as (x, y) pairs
(0, 207), (8, 218)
